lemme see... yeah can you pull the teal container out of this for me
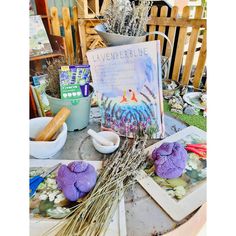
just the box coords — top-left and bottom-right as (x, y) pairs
(47, 86), (93, 131)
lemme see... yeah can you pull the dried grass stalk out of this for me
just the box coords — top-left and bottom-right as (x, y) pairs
(45, 57), (68, 98)
(44, 135), (148, 236)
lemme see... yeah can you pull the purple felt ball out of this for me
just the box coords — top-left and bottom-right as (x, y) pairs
(56, 161), (97, 201)
(152, 142), (187, 179)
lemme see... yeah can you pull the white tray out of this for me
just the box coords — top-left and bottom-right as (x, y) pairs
(138, 126), (206, 222)
(30, 159), (127, 236)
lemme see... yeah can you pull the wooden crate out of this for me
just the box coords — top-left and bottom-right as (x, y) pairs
(77, 0), (100, 18)
(100, 0), (110, 15)
(147, 5), (207, 89)
(78, 18), (106, 64)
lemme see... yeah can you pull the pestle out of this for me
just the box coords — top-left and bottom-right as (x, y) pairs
(35, 107), (71, 141)
(87, 129), (114, 146)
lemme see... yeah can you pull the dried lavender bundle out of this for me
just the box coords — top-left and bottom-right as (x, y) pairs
(104, 0), (152, 36)
(45, 57), (68, 98)
(45, 135), (148, 236)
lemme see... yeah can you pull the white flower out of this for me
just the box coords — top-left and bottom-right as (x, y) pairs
(187, 153), (202, 170)
(174, 186), (186, 199)
(54, 193), (66, 204)
(55, 206), (70, 214)
(46, 178), (56, 185)
(39, 193), (48, 201)
(46, 178), (57, 189)
(48, 190), (60, 202)
(167, 190), (175, 198)
(47, 206), (70, 218)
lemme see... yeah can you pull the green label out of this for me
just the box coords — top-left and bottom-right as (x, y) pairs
(60, 84), (83, 100)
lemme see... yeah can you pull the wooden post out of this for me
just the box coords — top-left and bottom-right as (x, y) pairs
(193, 30), (207, 88)
(148, 6), (158, 41)
(50, 7), (61, 36)
(158, 6), (168, 54)
(172, 6), (190, 82)
(182, 6), (203, 85)
(73, 6), (82, 63)
(78, 19), (88, 64)
(62, 7), (74, 64)
(165, 6), (178, 58)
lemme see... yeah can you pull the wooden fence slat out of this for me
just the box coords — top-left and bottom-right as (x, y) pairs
(73, 5), (81, 63)
(100, 0), (110, 15)
(85, 19), (106, 27)
(182, 6), (203, 85)
(193, 30), (207, 88)
(50, 7), (61, 36)
(158, 6), (168, 54)
(165, 6), (178, 58)
(89, 0), (100, 15)
(148, 17), (206, 29)
(78, 19), (87, 64)
(148, 6), (158, 41)
(172, 6), (190, 81)
(62, 7), (74, 64)
(86, 27), (98, 35)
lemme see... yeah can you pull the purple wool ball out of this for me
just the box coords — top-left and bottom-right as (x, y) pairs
(56, 161), (97, 202)
(152, 142), (187, 179)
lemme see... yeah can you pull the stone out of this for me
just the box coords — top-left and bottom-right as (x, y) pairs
(183, 105), (199, 115)
(168, 95), (184, 107)
(171, 108), (183, 114)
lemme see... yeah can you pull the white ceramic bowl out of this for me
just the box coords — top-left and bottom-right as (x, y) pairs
(92, 131), (120, 154)
(30, 117), (67, 159)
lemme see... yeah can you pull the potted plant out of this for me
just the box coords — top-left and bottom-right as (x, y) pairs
(45, 58), (93, 131)
(95, 0), (152, 46)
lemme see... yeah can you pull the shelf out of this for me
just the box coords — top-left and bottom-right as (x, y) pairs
(30, 52), (64, 61)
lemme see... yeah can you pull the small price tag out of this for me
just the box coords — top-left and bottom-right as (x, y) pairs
(61, 66), (70, 71)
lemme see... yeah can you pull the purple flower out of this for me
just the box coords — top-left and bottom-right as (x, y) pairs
(56, 161), (97, 201)
(152, 142), (187, 179)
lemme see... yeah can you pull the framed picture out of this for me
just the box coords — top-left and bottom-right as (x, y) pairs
(86, 41), (165, 139)
(138, 126), (206, 221)
(30, 15), (53, 57)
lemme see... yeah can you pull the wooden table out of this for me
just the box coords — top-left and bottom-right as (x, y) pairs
(30, 107), (206, 235)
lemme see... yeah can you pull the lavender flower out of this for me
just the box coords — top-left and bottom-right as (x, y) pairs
(103, 0), (152, 36)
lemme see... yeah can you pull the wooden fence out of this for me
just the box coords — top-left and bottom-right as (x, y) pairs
(50, 4), (106, 64)
(50, 5), (81, 64)
(49, 4), (207, 88)
(147, 5), (207, 88)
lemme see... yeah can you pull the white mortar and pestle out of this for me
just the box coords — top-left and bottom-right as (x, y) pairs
(87, 129), (120, 154)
